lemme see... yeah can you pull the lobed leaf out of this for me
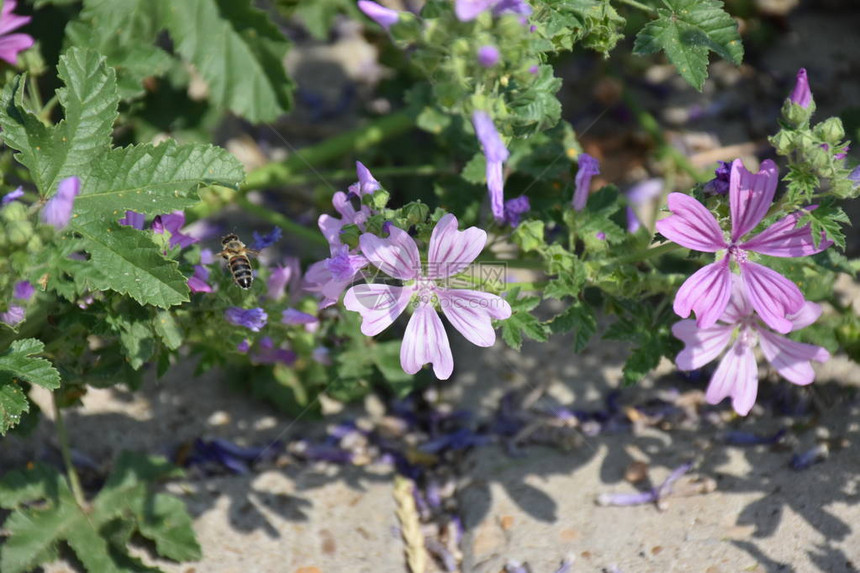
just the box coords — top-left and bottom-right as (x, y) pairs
(0, 339), (61, 390)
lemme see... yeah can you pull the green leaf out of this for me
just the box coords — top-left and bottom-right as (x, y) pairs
(507, 65), (563, 132)
(633, 0), (743, 91)
(0, 376), (28, 436)
(74, 140), (245, 222)
(512, 220), (545, 253)
(160, 0), (294, 122)
(65, 0), (173, 99)
(547, 302), (596, 352)
(500, 290), (549, 351)
(0, 48), (119, 196)
(0, 339), (61, 390)
(106, 311), (156, 370)
(71, 222), (191, 308)
(154, 311), (183, 350)
(134, 493), (201, 561)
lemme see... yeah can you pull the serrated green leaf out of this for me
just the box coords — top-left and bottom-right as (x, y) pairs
(160, 0), (293, 122)
(74, 140), (245, 222)
(154, 311), (183, 350)
(633, 0), (743, 91)
(0, 48), (119, 196)
(134, 493), (201, 561)
(501, 295), (549, 351)
(65, 0), (174, 99)
(508, 65), (562, 131)
(512, 220), (545, 253)
(71, 222), (191, 308)
(547, 302), (596, 352)
(0, 464), (64, 509)
(0, 377), (28, 436)
(0, 339), (61, 390)
(106, 312), (156, 370)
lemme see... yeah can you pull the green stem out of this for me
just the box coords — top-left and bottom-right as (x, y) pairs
(235, 196), (329, 247)
(39, 94), (59, 123)
(616, 0), (657, 14)
(28, 74), (43, 113)
(53, 395), (87, 508)
(612, 241), (682, 264)
(506, 281), (547, 291)
(242, 109), (415, 191)
(271, 164), (449, 187)
(622, 91), (710, 183)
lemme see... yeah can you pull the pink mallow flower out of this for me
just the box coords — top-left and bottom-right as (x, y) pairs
(344, 214), (511, 379)
(302, 245), (368, 309)
(0, 1), (34, 66)
(318, 162), (378, 247)
(655, 158), (832, 334)
(472, 111), (509, 222)
(672, 275), (829, 416)
(152, 211), (198, 249)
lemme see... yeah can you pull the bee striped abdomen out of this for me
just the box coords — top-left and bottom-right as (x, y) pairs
(229, 255), (253, 289)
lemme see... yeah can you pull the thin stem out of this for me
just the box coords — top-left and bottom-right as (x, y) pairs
(242, 109), (415, 192)
(235, 196), (329, 247)
(28, 74), (43, 113)
(616, 0), (657, 15)
(53, 395), (87, 508)
(612, 241), (682, 264)
(272, 164), (450, 187)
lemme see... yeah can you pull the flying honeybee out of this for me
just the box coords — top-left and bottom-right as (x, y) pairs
(218, 233), (259, 289)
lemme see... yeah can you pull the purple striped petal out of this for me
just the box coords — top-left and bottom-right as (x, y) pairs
(706, 337), (759, 415)
(655, 193), (725, 252)
(359, 226), (420, 280)
(573, 153), (600, 212)
(673, 258), (732, 328)
(720, 273), (753, 323)
(358, 1), (401, 30)
(729, 159), (779, 242)
(789, 68), (812, 108)
(401, 303), (453, 379)
(438, 288), (511, 347)
(741, 208), (833, 257)
(426, 213), (486, 279)
(788, 301), (822, 330)
(672, 320), (734, 371)
(739, 262), (804, 334)
(758, 330), (829, 386)
(344, 283), (412, 336)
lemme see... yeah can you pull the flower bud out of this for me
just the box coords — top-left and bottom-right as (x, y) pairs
(814, 117), (845, 144)
(808, 146), (829, 169)
(338, 224), (361, 250)
(403, 201), (429, 226)
(789, 68), (812, 108)
(358, 1), (400, 30)
(370, 188), (390, 210)
(769, 130), (795, 155)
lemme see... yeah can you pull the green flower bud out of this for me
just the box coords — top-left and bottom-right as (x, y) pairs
(6, 220), (33, 245)
(814, 117), (845, 144)
(370, 189), (390, 211)
(390, 12), (421, 43)
(782, 99), (814, 127)
(795, 131), (817, 153)
(1, 201), (27, 222)
(808, 146), (830, 169)
(769, 130), (795, 155)
(403, 201), (429, 226)
(339, 224), (361, 250)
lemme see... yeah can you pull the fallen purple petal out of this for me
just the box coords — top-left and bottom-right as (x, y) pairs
(790, 443), (828, 470)
(1, 187), (24, 205)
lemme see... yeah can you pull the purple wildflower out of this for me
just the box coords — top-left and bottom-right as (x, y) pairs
(625, 178), (663, 233)
(40, 177), (80, 230)
(344, 214), (512, 379)
(789, 68), (812, 108)
(477, 45), (500, 68)
(702, 160), (731, 195)
(118, 210), (145, 230)
(318, 188), (373, 248)
(595, 231), (606, 241)
(0, 1), (34, 66)
(1, 187), (24, 206)
(655, 158), (832, 333)
(573, 153), (599, 211)
(13, 281), (34, 301)
(358, 1), (401, 30)
(472, 111), (509, 221)
(250, 336), (297, 365)
(237, 339), (250, 353)
(455, 0), (531, 22)
(821, 143), (849, 161)
(850, 165), (860, 186)
(252, 227), (282, 250)
(673, 275), (830, 416)
(0, 305), (26, 326)
(188, 265), (213, 293)
(267, 257), (301, 301)
(503, 195), (530, 227)
(282, 308), (319, 326)
(348, 161), (381, 196)
(152, 211), (198, 248)
(224, 307), (268, 332)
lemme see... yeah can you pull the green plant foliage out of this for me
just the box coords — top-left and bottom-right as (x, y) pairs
(159, 0), (294, 123)
(0, 454), (199, 573)
(633, 0), (743, 91)
(0, 339), (60, 435)
(500, 287), (549, 350)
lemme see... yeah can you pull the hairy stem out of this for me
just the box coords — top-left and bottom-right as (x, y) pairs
(53, 395), (87, 508)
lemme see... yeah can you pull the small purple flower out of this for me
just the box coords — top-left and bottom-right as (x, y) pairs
(348, 161), (382, 196)
(528, 64), (539, 74)
(282, 308), (319, 325)
(625, 178), (663, 233)
(13, 280), (34, 301)
(503, 195), (530, 227)
(40, 176), (80, 230)
(318, 186), (374, 248)
(573, 153), (599, 211)
(237, 339), (250, 353)
(302, 258), (361, 309)
(188, 265), (213, 293)
(1, 187), (24, 206)
(0, 1), (34, 66)
(152, 211), (198, 248)
(789, 68), (812, 108)
(455, 0), (531, 22)
(200, 248), (216, 265)
(821, 143), (849, 161)
(595, 231), (606, 241)
(477, 45), (500, 68)
(326, 244), (369, 281)
(702, 160), (731, 195)
(252, 227), (282, 250)
(250, 336), (297, 365)
(118, 210), (145, 230)
(358, 1), (401, 30)
(224, 307), (268, 332)
(849, 165), (860, 187)
(472, 111), (509, 221)
(0, 305), (26, 326)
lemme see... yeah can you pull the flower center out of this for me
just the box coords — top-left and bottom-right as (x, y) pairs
(412, 276), (438, 305)
(735, 321), (758, 349)
(727, 243), (748, 264)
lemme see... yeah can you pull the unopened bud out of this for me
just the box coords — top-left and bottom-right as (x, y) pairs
(769, 130), (795, 155)
(403, 201), (429, 225)
(814, 117), (845, 144)
(339, 224), (361, 249)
